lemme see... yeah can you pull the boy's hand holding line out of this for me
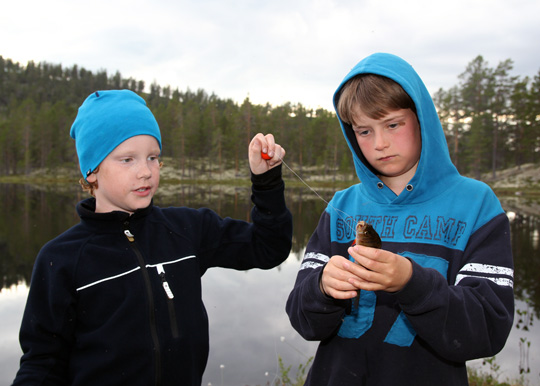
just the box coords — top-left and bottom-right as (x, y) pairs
(249, 133), (285, 174)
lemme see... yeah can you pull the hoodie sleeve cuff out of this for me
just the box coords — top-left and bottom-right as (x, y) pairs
(250, 164), (283, 191)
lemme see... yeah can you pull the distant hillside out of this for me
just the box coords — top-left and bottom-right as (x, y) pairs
(480, 163), (540, 217)
(480, 163), (540, 192)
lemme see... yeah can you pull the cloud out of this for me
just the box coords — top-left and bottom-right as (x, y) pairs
(1, 0), (539, 111)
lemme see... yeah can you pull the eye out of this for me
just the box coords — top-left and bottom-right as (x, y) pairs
(388, 121), (404, 130)
(148, 155), (160, 162)
(353, 127), (370, 137)
(120, 158), (133, 163)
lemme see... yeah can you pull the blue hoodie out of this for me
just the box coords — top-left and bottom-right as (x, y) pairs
(286, 53), (514, 385)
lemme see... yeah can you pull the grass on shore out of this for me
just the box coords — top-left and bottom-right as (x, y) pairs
(260, 356), (530, 386)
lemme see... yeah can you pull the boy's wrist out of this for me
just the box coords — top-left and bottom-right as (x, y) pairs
(251, 164), (283, 191)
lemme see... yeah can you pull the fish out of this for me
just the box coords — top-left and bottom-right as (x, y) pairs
(355, 221), (382, 249)
(352, 221), (381, 312)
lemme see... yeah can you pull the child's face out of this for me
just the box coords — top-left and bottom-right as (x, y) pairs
(87, 135), (161, 214)
(351, 108), (421, 190)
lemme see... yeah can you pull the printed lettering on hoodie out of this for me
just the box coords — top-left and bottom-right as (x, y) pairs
(336, 214), (467, 247)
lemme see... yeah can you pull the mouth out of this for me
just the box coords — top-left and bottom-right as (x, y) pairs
(134, 186), (152, 194)
(377, 155), (395, 162)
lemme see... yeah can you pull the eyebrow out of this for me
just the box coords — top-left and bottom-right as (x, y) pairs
(353, 113), (407, 128)
(384, 113), (406, 121)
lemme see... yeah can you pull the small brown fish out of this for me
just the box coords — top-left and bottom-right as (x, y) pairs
(352, 221), (381, 312)
(355, 221), (382, 249)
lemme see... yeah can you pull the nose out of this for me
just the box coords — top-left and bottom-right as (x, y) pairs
(137, 161), (152, 179)
(374, 131), (389, 151)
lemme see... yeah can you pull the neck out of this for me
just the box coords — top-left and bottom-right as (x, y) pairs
(378, 162), (418, 196)
(380, 176), (407, 195)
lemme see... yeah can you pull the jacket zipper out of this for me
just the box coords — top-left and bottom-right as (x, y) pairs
(156, 264), (180, 338)
(124, 227), (162, 386)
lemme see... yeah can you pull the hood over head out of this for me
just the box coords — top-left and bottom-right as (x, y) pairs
(333, 53), (459, 204)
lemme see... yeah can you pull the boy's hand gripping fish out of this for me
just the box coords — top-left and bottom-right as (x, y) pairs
(352, 221), (382, 311)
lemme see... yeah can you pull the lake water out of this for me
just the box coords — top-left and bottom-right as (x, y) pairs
(0, 183), (538, 386)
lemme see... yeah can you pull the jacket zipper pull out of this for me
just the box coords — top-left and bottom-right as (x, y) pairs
(157, 264), (175, 299)
(124, 230), (135, 242)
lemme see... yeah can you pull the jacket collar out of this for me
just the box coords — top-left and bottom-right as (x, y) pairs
(77, 197), (153, 230)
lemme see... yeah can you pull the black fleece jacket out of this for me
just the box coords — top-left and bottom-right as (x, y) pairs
(13, 166), (292, 386)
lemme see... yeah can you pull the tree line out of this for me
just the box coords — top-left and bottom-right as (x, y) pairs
(434, 56), (540, 179)
(0, 55), (538, 180)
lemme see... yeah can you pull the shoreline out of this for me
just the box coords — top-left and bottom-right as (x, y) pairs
(1, 162), (539, 197)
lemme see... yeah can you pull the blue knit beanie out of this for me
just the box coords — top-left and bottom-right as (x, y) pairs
(70, 90), (162, 179)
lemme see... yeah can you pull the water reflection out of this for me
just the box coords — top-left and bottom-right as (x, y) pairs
(0, 183), (539, 385)
(0, 183), (329, 289)
(506, 209), (540, 321)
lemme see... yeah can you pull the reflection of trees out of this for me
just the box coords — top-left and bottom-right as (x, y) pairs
(511, 214), (540, 318)
(157, 185), (333, 260)
(0, 184), (333, 289)
(0, 184), (81, 288)
(3, 184), (539, 321)
(0, 239), (16, 288)
(287, 189), (329, 259)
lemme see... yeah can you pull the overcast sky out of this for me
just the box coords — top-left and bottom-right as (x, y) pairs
(2, 0), (539, 111)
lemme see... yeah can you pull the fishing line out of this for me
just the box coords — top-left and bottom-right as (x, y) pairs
(278, 157), (357, 235)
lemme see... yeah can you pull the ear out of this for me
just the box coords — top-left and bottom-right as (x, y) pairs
(86, 173), (97, 183)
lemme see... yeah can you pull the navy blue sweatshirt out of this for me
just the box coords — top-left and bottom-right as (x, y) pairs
(13, 166), (292, 385)
(286, 53), (514, 385)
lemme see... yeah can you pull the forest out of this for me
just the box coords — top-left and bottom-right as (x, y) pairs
(0, 54), (539, 180)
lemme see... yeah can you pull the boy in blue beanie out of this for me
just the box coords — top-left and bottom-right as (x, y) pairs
(12, 89), (293, 386)
(286, 53), (514, 385)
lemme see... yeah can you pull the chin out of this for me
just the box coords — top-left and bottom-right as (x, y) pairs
(129, 199), (152, 211)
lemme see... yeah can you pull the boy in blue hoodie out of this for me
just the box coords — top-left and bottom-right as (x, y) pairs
(286, 53), (514, 385)
(13, 90), (292, 386)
